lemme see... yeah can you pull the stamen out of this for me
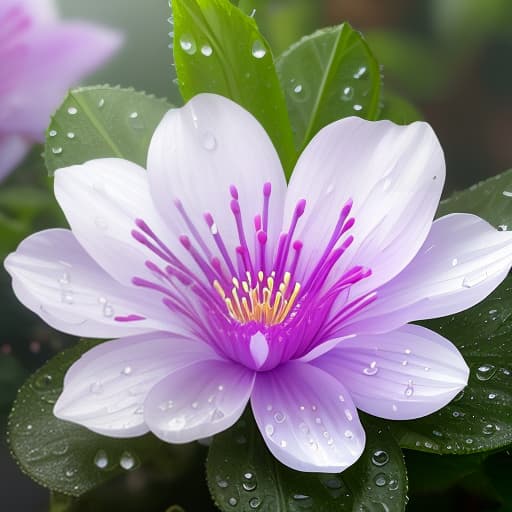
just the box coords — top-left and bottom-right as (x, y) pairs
(262, 182), (271, 233)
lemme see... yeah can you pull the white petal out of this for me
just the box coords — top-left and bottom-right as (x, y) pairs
(54, 332), (218, 437)
(54, 158), (181, 285)
(4, 229), (178, 338)
(147, 94), (287, 262)
(313, 324), (469, 420)
(251, 362), (365, 472)
(144, 360), (254, 443)
(343, 213), (512, 334)
(284, 117), (444, 292)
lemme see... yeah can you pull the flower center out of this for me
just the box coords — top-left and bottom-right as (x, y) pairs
(213, 270), (301, 326)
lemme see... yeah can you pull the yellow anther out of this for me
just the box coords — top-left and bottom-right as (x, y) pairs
(212, 271), (301, 326)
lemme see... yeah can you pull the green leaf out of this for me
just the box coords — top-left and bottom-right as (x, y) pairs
(207, 412), (407, 511)
(172, 0), (296, 176)
(276, 23), (382, 152)
(389, 170), (512, 454)
(44, 86), (172, 175)
(437, 168), (512, 228)
(8, 340), (184, 497)
(377, 92), (423, 125)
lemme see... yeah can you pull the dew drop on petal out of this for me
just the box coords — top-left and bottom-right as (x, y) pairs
(265, 424), (274, 436)
(201, 131), (217, 151)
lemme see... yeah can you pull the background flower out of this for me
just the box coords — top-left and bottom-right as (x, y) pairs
(0, 0), (121, 179)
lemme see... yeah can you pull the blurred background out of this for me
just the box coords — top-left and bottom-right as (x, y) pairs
(2, 0), (512, 510)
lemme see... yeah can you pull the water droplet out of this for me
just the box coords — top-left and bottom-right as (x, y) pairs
(251, 40), (266, 59)
(338, 394), (345, 402)
(67, 132), (75, 139)
(49, 130), (57, 137)
(168, 417), (186, 430)
(372, 450), (389, 466)
(120, 451), (137, 470)
(363, 361), (378, 376)
(344, 429), (354, 439)
(341, 86), (354, 101)
(202, 131), (217, 151)
(265, 424), (274, 436)
(61, 290), (74, 304)
(180, 34), (197, 54)
(502, 190), (512, 197)
(463, 271), (489, 288)
(280, 440), (288, 448)
(217, 384), (224, 391)
(299, 422), (309, 434)
(90, 381), (103, 394)
(325, 478), (342, 489)
(64, 467), (77, 478)
(374, 473), (387, 487)
(102, 302), (114, 318)
(353, 104), (363, 112)
(52, 146), (63, 155)
(216, 477), (229, 488)
(243, 480), (257, 491)
(211, 408), (225, 421)
(488, 393), (497, 400)
(404, 380), (414, 397)
(249, 497), (261, 509)
(121, 366), (132, 376)
(388, 479), (399, 491)
(476, 364), (496, 381)
(129, 112), (139, 119)
(353, 66), (367, 79)
(483, 423), (496, 435)
(404, 348), (411, 355)
(273, 411), (286, 423)
(452, 258), (458, 266)
(34, 374), (53, 390)
(201, 44), (213, 56)
(344, 409), (353, 421)
(94, 450), (109, 469)
(98, 98), (105, 108)
(498, 224), (508, 231)
(67, 107), (78, 115)
(228, 497), (238, 506)
(294, 84), (303, 94)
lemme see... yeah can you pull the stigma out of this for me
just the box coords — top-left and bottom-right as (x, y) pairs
(213, 270), (301, 325)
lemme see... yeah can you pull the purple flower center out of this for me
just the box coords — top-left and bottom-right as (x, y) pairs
(126, 182), (376, 371)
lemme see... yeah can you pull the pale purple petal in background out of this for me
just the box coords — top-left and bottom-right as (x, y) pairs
(313, 324), (469, 420)
(0, 0), (121, 178)
(251, 362), (365, 472)
(0, 134), (30, 180)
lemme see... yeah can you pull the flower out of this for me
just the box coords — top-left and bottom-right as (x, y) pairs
(0, 0), (121, 179)
(5, 93), (512, 473)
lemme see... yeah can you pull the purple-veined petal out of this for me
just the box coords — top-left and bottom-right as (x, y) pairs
(342, 213), (512, 335)
(0, 21), (121, 138)
(313, 324), (469, 420)
(0, 134), (29, 181)
(147, 93), (287, 263)
(251, 361), (365, 472)
(144, 360), (254, 443)
(54, 332), (218, 437)
(54, 158), (188, 286)
(284, 117), (444, 294)
(4, 229), (188, 338)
